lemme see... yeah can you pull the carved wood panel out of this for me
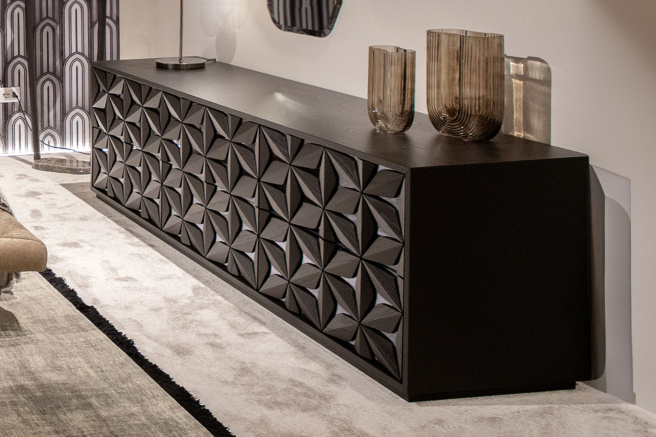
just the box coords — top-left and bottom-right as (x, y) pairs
(91, 68), (406, 380)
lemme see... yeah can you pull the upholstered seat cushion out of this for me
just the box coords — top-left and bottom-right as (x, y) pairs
(0, 210), (47, 274)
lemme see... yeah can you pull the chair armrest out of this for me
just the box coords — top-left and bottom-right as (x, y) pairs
(0, 211), (48, 273)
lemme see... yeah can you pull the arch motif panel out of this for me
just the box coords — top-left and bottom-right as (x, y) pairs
(7, 112), (32, 155)
(6, 2), (26, 58)
(40, 127), (63, 149)
(63, 0), (89, 57)
(0, 28), (5, 80)
(92, 18), (119, 61)
(106, 18), (119, 59)
(63, 53), (89, 110)
(65, 108), (90, 150)
(37, 74), (62, 129)
(7, 58), (29, 102)
(36, 19), (61, 76)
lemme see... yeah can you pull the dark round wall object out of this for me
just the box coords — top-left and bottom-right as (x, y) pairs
(267, 0), (343, 38)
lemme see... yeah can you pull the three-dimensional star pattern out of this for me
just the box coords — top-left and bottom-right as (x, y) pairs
(92, 69), (406, 380)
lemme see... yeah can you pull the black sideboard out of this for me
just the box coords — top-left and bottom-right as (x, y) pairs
(90, 59), (591, 401)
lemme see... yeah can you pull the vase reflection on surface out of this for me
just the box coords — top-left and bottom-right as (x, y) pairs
(427, 29), (504, 141)
(367, 45), (415, 134)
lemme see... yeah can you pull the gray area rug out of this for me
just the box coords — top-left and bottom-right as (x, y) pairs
(3, 155), (656, 436)
(0, 271), (211, 436)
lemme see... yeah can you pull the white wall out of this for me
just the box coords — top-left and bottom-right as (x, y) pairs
(120, 0), (656, 413)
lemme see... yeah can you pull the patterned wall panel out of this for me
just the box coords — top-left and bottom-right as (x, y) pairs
(37, 73), (61, 129)
(0, 0), (119, 155)
(0, 22), (3, 152)
(91, 69), (407, 381)
(36, 18), (61, 76)
(63, 0), (89, 57)
(5, 2), (25, 58)
(35, 0), (60, 21)
(6, 112), (30, 154)
(92, 0), (118, 61)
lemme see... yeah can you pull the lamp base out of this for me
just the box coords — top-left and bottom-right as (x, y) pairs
(156, 56), (206, 70)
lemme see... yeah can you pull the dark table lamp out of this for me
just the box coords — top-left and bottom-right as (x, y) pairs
(156, 0), (206, 70)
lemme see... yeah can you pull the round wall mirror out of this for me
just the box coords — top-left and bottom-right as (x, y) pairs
(267, 0), (343, 38)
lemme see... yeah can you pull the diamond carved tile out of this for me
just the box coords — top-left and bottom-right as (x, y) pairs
(259, 126), (323, 233)
(204, 196), (258, 288)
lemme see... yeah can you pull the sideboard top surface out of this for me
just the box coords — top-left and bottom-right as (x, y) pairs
(93, 59), (587, 170)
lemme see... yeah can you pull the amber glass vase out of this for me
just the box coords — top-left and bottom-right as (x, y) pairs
(427, 29), (504, 141)
(367, 45), (415, 133)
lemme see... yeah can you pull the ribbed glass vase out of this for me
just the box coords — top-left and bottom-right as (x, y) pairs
(367, 45), (415, 134)
(427, 29), (504, 141)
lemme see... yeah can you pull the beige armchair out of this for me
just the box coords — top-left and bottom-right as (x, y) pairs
(0, 210), (48, 290)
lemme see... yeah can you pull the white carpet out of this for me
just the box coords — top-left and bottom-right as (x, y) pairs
(2, 155), (656, 436)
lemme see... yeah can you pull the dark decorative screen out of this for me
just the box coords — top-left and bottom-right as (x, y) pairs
(0, 0), (119, 155)
(91, 69), (406, 380)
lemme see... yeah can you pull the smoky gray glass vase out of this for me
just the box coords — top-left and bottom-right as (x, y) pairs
(367, 45), (415, 134)
(427, 29), (505, 142)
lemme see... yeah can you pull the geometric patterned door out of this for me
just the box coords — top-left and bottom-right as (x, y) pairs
(91, 68), (407, 381)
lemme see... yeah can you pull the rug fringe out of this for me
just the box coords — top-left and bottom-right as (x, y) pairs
(40, 269), (235, 437)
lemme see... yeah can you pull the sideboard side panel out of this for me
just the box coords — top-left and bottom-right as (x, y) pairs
(406, 158), (592, 398)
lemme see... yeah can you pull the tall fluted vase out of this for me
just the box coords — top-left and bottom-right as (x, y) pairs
(367, 45), (415, 134)
(427, 29), (504, 141)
